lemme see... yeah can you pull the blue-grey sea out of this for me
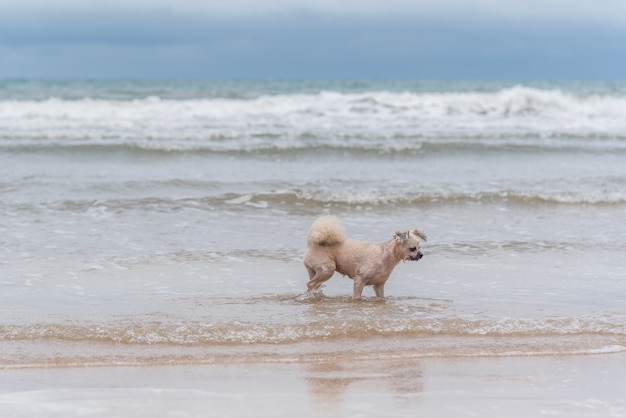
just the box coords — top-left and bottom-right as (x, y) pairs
(1, 80), (625, 379)
(0, 81), (626, 367)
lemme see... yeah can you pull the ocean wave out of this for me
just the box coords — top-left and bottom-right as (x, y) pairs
(283, 188), (626, 206)
(3, 135), (626, 155)
(5, 187), (626, 215)
(2, 87), (626, 148)
(2, 315), (624, 346)
(2, 300), (625, 367)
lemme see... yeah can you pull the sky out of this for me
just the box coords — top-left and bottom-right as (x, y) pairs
(1, 0), (625, 79)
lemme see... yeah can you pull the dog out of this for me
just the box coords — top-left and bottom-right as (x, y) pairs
(304, 216), (426, 299)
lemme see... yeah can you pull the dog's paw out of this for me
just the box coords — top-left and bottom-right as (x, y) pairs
(296, 289), (325, 302)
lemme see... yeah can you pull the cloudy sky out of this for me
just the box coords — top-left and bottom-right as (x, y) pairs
(1, 0), (625, 79)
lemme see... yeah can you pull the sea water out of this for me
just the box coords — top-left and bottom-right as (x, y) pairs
(1, 80), (625, 368)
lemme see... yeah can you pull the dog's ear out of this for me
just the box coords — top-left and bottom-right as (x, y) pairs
(394, 231), (408, 243)
(411, 229), (428, 242)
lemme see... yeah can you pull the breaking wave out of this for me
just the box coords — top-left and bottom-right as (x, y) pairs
(2, 87), (626, 151)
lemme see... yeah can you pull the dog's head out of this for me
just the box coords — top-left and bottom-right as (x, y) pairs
(394, 229), (427, 261)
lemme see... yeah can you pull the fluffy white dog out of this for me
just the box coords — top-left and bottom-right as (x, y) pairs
(304, 216), (427, 299)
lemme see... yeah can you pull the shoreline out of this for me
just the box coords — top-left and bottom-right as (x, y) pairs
(1, 352), (624, 417)
(3, 333), (625, 370)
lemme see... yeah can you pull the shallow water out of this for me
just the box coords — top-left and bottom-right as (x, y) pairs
(1, 80), (625, 369)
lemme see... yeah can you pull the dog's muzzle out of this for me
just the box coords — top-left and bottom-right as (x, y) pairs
(410, 251), (423, 261)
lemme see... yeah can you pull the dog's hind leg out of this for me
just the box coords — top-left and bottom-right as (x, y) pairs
(306, 263), (335, 292)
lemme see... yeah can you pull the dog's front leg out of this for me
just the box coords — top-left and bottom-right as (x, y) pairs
(373, 283), (385, 298)
(353, 277), (366, 299)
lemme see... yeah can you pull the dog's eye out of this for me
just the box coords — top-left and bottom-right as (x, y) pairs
(409, 247), (417, 252)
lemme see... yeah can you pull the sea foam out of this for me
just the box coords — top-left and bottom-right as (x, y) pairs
(2, 87), (626, 150)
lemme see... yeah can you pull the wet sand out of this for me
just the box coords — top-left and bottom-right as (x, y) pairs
(1, 353), (624, 417)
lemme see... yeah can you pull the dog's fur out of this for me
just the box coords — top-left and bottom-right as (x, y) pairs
(304, 216), (426, 299)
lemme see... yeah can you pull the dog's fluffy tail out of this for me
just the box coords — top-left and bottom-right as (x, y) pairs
(307, 216), (345, 246)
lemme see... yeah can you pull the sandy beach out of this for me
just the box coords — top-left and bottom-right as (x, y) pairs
(1, 353), (625, 417)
